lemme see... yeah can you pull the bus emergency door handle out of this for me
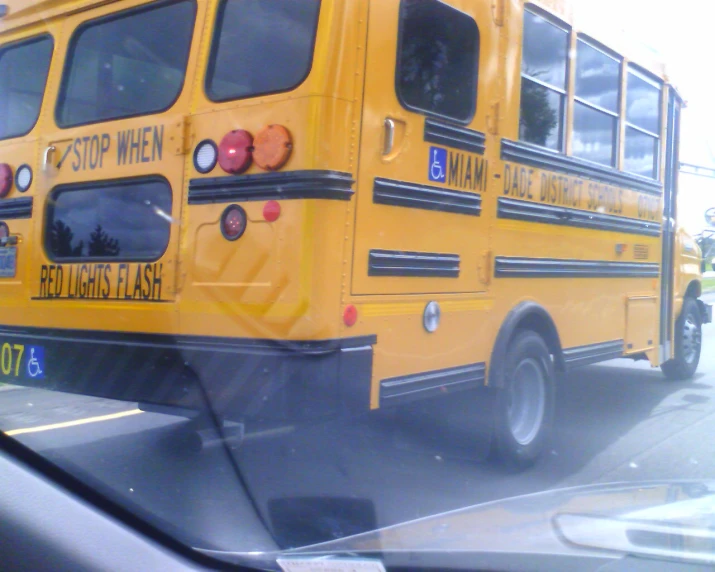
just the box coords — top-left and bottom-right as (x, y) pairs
(383, 118), (395, 156)
(43, 145), (56, 170)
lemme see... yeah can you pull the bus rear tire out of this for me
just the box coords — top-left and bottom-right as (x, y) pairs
(661, 297), (702, 381)
(492, 331), (554, 470)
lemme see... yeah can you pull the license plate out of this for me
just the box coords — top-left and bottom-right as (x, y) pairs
(0, 343), (45, 380)
(0, 247), (16, 278)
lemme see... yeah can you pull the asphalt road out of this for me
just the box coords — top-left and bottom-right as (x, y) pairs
(3, 298), (715, 552)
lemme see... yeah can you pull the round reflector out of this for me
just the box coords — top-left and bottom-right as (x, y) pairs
(253, 125), (292, 171)
(221, 205), (247, 241)
(193, 140), (218, 174)
(343, 305), (358, 327)
(15, 164), (32, 192)
(0, 164), (12, 198)
(263, 200), (281, 222)
(423, 301), (441, 333)
(218, 130), (253, 175)
(0, 222), (8, 240)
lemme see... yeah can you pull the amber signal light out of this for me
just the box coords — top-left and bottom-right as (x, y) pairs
(253, 125), (292, 171)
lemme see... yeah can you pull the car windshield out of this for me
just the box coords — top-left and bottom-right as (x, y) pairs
(1, 1), (715, 571)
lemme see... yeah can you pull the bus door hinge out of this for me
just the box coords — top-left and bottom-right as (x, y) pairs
(492, 0), (505, 26)
(479, 249), (493, 286)
(170, 116), (192, 156)
(487, 102), (500, 135)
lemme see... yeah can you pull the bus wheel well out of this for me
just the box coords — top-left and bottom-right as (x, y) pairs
(685, 280), (701, 300)
(488, 302), (565, 389)
(513, 314), (563, 371)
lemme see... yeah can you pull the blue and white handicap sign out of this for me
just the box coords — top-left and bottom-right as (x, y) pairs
(26, 346), (45, 379)
(428, 146), (447, 183)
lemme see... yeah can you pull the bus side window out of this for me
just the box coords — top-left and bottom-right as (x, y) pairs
(395, 0), (480, 124)
(572, 38), (621, 167)
(624, 68), (662, 180)
(519, 8), (569, 151)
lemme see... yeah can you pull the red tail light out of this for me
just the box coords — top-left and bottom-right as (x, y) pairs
(218, 130), (253, 174)
(343, 305), (358, 327)
(263, 200), (281, 222)
(221, 205), (247, 241)
(0, 164), (12, 198)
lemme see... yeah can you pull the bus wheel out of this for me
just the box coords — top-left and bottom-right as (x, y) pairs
(492, 331), (554, 470)
(661, 297), (702, 381)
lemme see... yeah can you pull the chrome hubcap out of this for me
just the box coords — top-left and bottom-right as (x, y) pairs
(506, 358), (546, 446)
(682, 315), (701, 364)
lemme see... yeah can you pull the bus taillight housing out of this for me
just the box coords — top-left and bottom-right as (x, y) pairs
(0, 164), (12, 198)
(221, 205), (247, 241)
(253, 125), (292, 171)
(218, 130), (253, 174)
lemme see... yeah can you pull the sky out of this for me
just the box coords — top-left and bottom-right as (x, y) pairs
(572, 0), (715, 233)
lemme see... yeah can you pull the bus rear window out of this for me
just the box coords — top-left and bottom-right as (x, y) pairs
(45, 178), (172, 262)
(206, 0), (321, 102)
(0, 35), (53, 140)
(56, 0), (196, 127)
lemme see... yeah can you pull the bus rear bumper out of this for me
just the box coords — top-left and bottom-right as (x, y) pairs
(0, 326), (376, 423)
(698, 299), (712, 324)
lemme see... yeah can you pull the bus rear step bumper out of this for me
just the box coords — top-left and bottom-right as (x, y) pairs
(698, 299), (712, 324)
(0, 325), (376, 424)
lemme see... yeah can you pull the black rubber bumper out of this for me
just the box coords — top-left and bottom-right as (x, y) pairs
(698, 299), (712, 324)
(0, 325), (376, 423)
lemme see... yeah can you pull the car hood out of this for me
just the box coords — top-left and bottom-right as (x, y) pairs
(201, 480), (715, 570)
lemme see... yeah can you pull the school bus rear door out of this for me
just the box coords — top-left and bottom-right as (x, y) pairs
(29, 0), (203, 335)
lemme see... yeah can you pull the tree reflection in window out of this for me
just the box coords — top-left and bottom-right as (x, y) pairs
(50, 220), (121, 259)
(519, 74), (559, 147)
(50, 220), (84, 258)
(88, 224), (120, 257)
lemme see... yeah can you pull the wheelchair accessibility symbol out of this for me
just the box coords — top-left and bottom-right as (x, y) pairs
(428, 146), (447, 183)
(26, 346), (44, 379)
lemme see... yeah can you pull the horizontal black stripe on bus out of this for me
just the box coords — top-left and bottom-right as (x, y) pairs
(0, 196), (32, 219)
(501, 139), (663, 196)
(369, 250), (460, 278)
(187, 170), (355, 204)
(497, 197), (661, 237)
(0, 323), (376, 354)
(494, 257), (660, 278)
(424, 119), (486, 155)
(563, 340), (625, 369)
(380, 362), (486, 407)
(373, 178), (481, 216)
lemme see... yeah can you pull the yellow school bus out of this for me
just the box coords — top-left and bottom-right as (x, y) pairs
(0, 0), (709, 468)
